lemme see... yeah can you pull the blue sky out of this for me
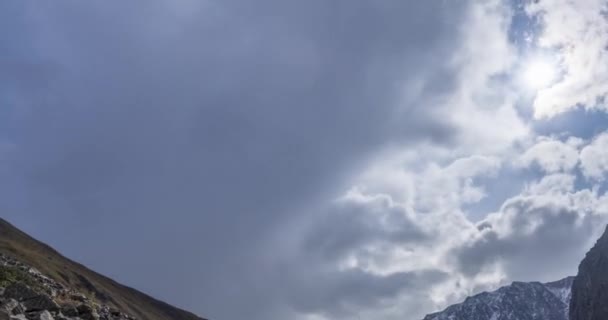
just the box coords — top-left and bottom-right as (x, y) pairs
(3, 1), (608, 320)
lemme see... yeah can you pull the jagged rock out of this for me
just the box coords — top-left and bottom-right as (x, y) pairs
(69, 294), (87, 303)
(0, 299), (17, 313)
(55, 314), (82, 320)
(24, 310), (54, 320)
(21, 294), (59, 312)
(423, 277), (573, 320)
(0, 299), (23, 315)
(38, 311), (53, 320)
(3, 284), (37, 302)
(0, 252), (131, 320)
(60, 304), (79, 317)
(0, 220), (203, 320)
(76, 305), (99, 320)
(570, 225), (608, 320)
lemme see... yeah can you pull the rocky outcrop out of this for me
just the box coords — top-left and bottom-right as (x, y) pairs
(423, 277), (574, 320)
(0, 218), (206, 320)
(570, 226), (608, 320)
(0, 254), (135, 320)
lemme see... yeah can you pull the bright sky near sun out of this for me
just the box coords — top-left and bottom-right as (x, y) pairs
(523, 58), (557, 89)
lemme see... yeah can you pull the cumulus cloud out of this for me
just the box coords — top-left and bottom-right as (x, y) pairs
(286, 155), (490, 319)
(516, 136), (581, 173)
(288, 123), (608, 319)
(580, 131), (608, 181)
(465, 173), (605, 282)
(291, 154), (608, 319)
(528, 0), (608, 117)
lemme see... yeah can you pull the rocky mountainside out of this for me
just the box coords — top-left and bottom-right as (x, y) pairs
(423, 277), (574, 320)
(0, 252), (137, 320)
(570, 226), (608, 320)
(0, 218), (206, 320)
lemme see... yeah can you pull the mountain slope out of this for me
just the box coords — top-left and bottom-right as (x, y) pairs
(570, 226), (608, 320)
(423, 277), (574, 320)
(0, 218), (206, 320)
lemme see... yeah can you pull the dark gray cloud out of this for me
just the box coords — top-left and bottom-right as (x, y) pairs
(283, 268), (447, 318)
(0, 1), (473, 319)
(303, 196), (429, 262)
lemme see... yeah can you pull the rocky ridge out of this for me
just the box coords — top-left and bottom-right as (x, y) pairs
(0, 253), (134, 320)
(422, 277), (574, 320)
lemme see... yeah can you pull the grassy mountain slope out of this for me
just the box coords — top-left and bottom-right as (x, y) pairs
(0, 217), (206, 320)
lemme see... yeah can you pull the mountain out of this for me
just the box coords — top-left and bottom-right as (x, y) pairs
(570, 225), (608, 320)
(0, 218), (207, 320)
(422, 277), (574, 320)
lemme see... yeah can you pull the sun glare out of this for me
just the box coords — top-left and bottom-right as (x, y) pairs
(522, 59), (557, 90)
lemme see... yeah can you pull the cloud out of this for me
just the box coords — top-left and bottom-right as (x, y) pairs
(284, 267), (448, 319)
(461, 173), (605, 282)
(0, 1), (506, 319)
(285, 150), (507, 319)
(528, 0), (608, 117)
(515, 130), (608, 181)
(3, 1), (607, 320)
(516, 136), (581, 173)
(580, 131), (608, 181)
(288, 126), (608, 319)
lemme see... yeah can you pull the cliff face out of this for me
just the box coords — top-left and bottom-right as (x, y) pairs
(0, 218), (206, 320)
(570, 226), (608, 320)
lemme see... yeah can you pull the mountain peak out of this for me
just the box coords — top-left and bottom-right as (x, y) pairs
(422, 276), (572, 320)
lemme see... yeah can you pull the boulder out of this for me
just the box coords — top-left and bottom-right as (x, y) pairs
(69, 294), (87, 303)
(76, 304), (99, 320)
(23, 311), (54, 320)
(21, 295), (59, 312)
(0, 299), (24, 315)
(3, 285), (36, 302)
(37, 311), (54, 320)
(59, 304), (78, 317)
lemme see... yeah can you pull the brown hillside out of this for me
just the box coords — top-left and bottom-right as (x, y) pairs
(0, 217), (207, 320)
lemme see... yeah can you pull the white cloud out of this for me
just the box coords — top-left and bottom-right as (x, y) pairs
(516, 136), (581, 173)
(580, 131), (608, 181)
(445, 0), (529, 154)
(468, 174), (606, 282)
(282, 1), (608, 319)
(295, 158), (608, 319)
(287, 120), (608, 319)
(527, 0), (608, 118)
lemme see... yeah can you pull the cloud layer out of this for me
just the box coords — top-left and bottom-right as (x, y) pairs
(2, 1), (608, 320)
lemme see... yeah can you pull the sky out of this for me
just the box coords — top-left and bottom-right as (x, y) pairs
(2, 0), (608, 319)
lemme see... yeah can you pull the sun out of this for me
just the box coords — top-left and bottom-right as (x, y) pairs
(522, 59), (557, 89)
